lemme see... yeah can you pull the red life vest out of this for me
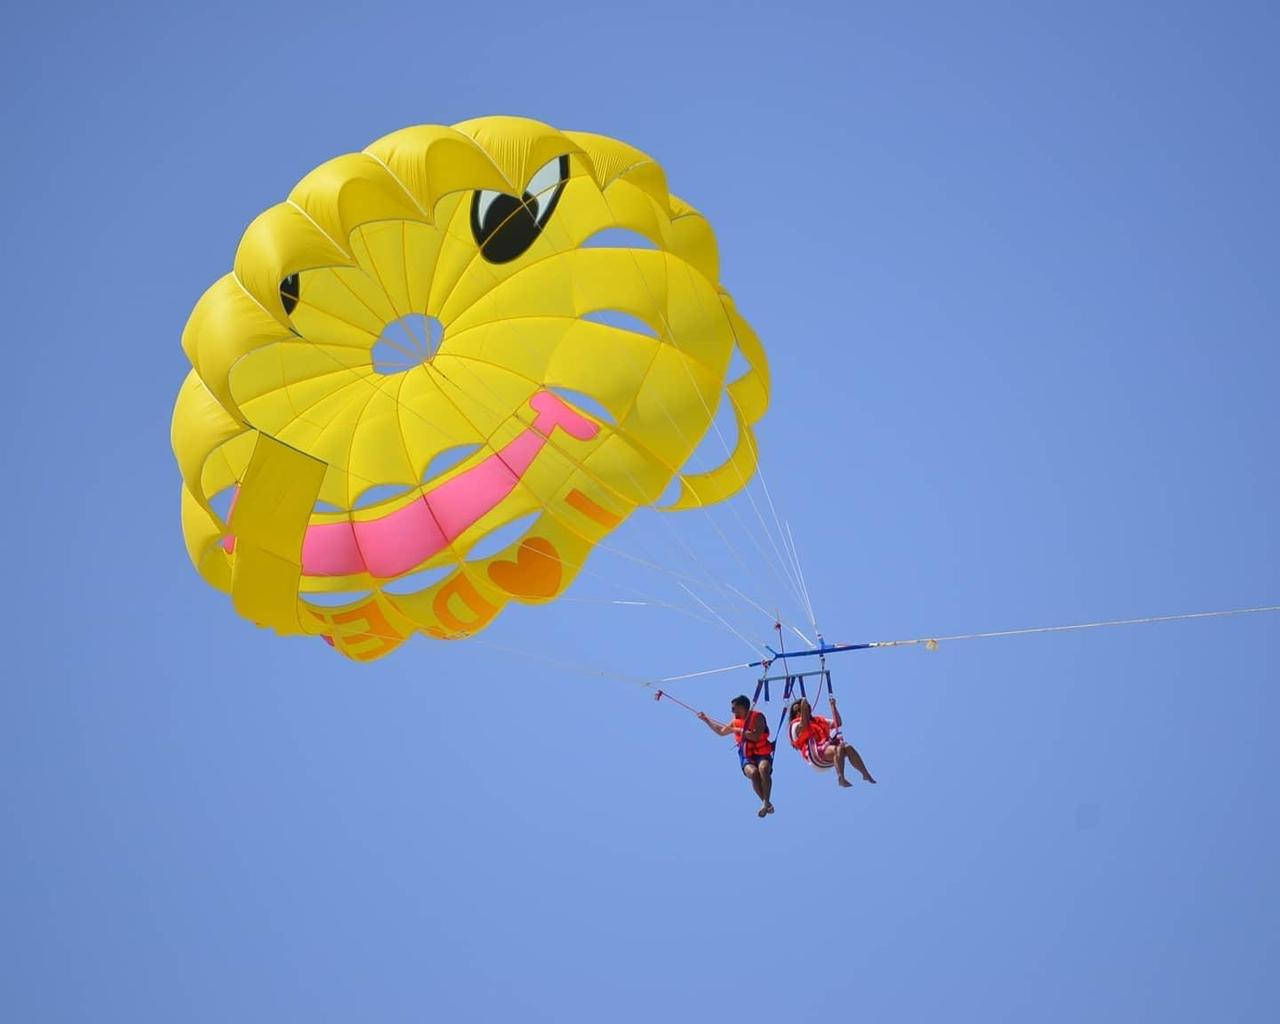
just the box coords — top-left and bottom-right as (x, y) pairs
(790, 713), (833, 751)
(733, 710), (772, 757)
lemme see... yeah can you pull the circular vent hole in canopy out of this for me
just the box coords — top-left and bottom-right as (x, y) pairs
(373, 314), (442, 375)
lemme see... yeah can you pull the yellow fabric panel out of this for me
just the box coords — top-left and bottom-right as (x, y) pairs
(582, 433), (674, 506)
(232, 547), (310, 635)
(543, 325), (661, 420)
(426, 352), (670, 512)
(451, 116), (589, 192)
(542, 178), (676, 260)
(446, 314), (664, 398)
(231, 434), (326, 558)
(724, 293), (771, 404)
(182, 275), (294, 422)
(304, 594), (417, 661)
(562, 131), (671, 213)
(446, 249), (732, 377)
(344, 383), (426, 494)
(401, 213), (454, 313)
(171, 369), (247, 504)
(305, 264), (401, 337)
(289, 153), (427, 246)
(621, 344), (723, 468)
(350, 222), (415, 318)
(199, 432), (256, 511)
(393, 373), (499, 467)
(365, 125), (510, 212)
(233, 205), (353, 323)
(180, 485), (233, 592)
(271, 379), (402, 497)
(426, 195), (490, 319)
(229, 434), (326, 634)
(663, 293), (771, 510)
(667, 195), (720, 284)
(668, 399), (760, 509)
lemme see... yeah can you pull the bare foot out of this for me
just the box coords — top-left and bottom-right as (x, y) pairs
(766, 802), (775, 814)
(838, 776), (853, 788)
(863, 774), (877, 784)
(757, 805), (769, 818)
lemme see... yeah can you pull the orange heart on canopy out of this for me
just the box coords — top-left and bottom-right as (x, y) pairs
(487, 537), (562, 598)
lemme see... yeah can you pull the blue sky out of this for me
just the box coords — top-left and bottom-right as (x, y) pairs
(2, 1), (1277, 1020)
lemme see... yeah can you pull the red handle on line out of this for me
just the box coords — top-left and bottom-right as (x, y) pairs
(654, 689), (702, 716)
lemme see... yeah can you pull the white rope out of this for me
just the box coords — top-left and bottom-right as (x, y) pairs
(724, 583), (814, 648)
(652, 604), (1280, 686)
(783, 520), (818, 634)
(473, 638), (652, 687)
(655, 661), (754, 683)
(678, 582), (772, 659)
(874, 604), (1280, 649)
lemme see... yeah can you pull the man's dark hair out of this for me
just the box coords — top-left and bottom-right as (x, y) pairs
(731, 695), (751, 712)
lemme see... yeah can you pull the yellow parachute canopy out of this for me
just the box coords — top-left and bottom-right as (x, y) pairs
(171, 116), (770, 660)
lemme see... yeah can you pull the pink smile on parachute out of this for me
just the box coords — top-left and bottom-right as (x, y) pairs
(299, 391), (599, 579)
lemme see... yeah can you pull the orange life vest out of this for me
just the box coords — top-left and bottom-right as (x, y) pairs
(733, 710), (773, 757)
(790, 713), (833, 750)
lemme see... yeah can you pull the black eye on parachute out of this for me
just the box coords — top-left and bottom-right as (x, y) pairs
(471, 155), (569, 264)
(280, 273), (300, 316)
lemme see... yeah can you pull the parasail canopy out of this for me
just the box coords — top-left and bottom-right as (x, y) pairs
(171, 116), (770, 660)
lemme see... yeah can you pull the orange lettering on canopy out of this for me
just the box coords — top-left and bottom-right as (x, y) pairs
(566, 488), (621, 528)
(431, 573), (498, 635)
(324, 600), (405, 661)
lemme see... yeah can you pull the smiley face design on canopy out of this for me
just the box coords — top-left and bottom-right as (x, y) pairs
(172, 116), (770, 660)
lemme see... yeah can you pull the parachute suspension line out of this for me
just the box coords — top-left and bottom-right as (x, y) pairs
(767, 617), (797, 746)
(678, 582), (773, 661)
(647, 485), (797, 631)
(612, 494), (787, 644)
(426, 353), (774, 647)
(590, 194), (812, 629)
(558, 596), (725, 631)
(595, 324), (806, 630)
(724, 583), (814, 649)
(652, 603), (1280, 685)
(656, 385), (810, 626)
(773, 617), (796, 682)
(471, 637), (652, 687)
(758, 470), (809, 610)
(782, 520), (819, 636)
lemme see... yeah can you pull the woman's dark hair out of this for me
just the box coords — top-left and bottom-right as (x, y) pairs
(731, 695), (751, 712)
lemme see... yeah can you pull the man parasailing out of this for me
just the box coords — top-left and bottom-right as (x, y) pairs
(699, 696), (776, 817)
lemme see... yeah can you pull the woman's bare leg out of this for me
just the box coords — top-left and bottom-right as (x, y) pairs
(831, 744), (852, 787)
(840, 743), (876, 783)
